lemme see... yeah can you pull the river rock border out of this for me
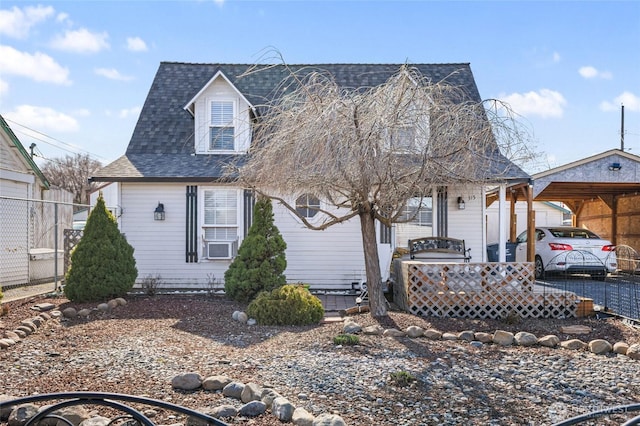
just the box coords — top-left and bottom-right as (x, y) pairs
(2, 303), (638, 426)
(341, 317), (640, 360)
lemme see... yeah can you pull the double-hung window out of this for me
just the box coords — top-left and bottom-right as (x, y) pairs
(401, 196), (433, 227)
(202, 189), (238, 259)
(209, 100), (235, 151)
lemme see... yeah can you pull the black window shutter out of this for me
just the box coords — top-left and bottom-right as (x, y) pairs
(186, 186), (198, 262)
(243, 189), (255, 237)
(437, 186), (448, 237)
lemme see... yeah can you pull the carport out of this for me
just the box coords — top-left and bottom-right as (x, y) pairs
(485, 149), (640, 262)
(532, 149), (640, 250)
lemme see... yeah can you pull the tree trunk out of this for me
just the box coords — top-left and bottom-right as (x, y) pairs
(358, 209), (387, 317)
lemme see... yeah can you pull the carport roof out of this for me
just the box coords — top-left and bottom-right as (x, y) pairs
(532, 149), (640, 202)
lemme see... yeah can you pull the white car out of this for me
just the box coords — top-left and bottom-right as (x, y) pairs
(514, 227), (617, 280)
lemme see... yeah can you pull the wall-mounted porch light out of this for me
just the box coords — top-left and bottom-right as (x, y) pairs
(154, 202), (165, 221)
(457, 197), (466, 210)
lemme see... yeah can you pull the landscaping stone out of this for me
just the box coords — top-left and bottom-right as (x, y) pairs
(589, 339), (612, 355)
(240, 382), (262, 403)
(613, 341), (629, 355)
(238, 401), (266, 417)
(405, 325), (424, 338)
(493, 330), (514, 346)
(362, 325), (384, 335)
(626, 344), (640, 360)
(343, 320), (362, 334)
(442, 332), (458, 341)
(202, 375), (232, 391)
(271, 397), (295, 422)
(423, 329), (443, 339)
(474, 332), (493, 343)
(560, 325), (591, 335)
(382, 328), (405, 337)
(171, 372), (202, 390)
(538, 335), (560, 348)
(292, 407), (315, 426)
(515, 331), (538, 347)
(312, 413), (347, 426)
(458, 330), (475, 341)
(560, 339), (587, 351)
(222, 382), (245, 399)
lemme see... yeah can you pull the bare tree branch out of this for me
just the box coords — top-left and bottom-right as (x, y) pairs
(230, 63), (536, 316)
(40, 154), (102, 205)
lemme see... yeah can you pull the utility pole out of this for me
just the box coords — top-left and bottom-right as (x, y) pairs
(621, 104), (625, 151)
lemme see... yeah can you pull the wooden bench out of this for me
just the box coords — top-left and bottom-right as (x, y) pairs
(408, 237), (472, 262)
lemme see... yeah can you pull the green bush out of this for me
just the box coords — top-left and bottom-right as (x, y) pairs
(389, 371), (416, 387)
(224, 196), (287, 303)
(64, 194), (137, 302)
(333, 334), (360, 346)
(247, 284), (324, 326)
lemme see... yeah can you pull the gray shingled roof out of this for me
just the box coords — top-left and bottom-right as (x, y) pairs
(92, 62), (529, 182)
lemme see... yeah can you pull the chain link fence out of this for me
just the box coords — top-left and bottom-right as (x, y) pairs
(0, 195), (89, 292)
(538, 245), (640, 321)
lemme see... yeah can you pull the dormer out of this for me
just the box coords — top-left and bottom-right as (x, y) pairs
(184, 71), (254, 154)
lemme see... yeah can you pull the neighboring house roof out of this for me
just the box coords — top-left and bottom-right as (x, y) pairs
(92, 62), (530, 183)
(0, 114), (50, 189)
(532, 148), (640, 200)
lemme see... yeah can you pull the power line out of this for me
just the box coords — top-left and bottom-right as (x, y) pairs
(5, 118), (110, 163)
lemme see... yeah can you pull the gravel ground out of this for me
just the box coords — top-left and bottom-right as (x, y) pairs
(1, 293), (639, 426)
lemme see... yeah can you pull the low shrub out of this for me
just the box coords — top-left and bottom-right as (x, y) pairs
(333, 334), (360, 346)
(389, 370), (416, 387)
(247, 284), (324, 326)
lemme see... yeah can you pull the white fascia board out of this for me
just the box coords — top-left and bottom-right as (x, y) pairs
(0, 168), (36, 184)
(183, 70), (255, 117)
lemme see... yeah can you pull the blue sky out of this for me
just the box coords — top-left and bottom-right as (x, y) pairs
(1, 0), (639, 172)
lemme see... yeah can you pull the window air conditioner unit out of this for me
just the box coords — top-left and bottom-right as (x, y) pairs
(206, 240), (238, 259)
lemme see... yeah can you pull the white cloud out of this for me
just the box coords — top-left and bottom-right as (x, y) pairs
(0, 45), (71, 84)
(0, 5), (54, 39)
(600, 92), (640, 112)
(56, 12), (70, 24)
(499, 89), (567, 119)
(5, 105), (79, 133)
(118, 106), (142, 119)
(213, 0), (225, 6)
(126, 36), (148, 52)
(552, 52), (561, 63)
(50, 28), (109, 53)
(0, 78), (8, 96)
(579, 66), (612, 80)
(94, 68), (133, 81)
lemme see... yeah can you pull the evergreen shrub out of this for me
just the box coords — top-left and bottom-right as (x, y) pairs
(64, 194), (137, 302)
(224, 196), (287, 303)
(247, 284), (324, 326)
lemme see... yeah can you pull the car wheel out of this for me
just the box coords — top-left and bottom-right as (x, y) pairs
(534, 256), (545, 280)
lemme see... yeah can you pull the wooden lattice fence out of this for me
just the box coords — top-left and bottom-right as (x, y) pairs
(393, 261), (580, 319)
(63, 229), (83, 274)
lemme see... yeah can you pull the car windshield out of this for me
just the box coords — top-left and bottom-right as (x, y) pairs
(548, 228), (600, 239)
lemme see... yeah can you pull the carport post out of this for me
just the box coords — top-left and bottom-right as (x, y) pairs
(526, 184), (535, 262)
(498, 184), (507, 262)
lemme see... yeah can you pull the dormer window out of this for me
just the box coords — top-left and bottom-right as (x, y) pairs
(209, 100), (235, 151)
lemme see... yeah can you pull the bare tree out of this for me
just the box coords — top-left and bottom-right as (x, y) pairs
(40, 153), (103, 205)
(234, 65), (533, 317)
